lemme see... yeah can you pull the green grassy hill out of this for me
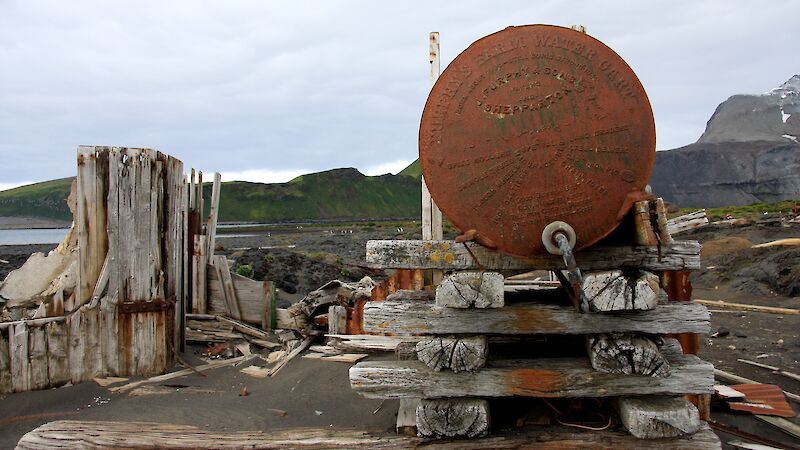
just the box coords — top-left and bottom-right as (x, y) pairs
(207, 168), (420, 221)
(0, 177), (74, 220)
(0, 169), (421, 223)
(399, 159), (421, 179)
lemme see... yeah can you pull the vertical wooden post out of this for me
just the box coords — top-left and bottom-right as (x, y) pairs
(205, 173), (222, 259)
(423, 31), (444, 287)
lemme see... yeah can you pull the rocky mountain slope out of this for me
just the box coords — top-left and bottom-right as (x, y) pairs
(650, 75), (800, 207)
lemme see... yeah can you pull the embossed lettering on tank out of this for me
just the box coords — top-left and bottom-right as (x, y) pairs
(419, 25), (656, 257)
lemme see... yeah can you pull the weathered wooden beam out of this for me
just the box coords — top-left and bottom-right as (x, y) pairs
(415, 336), (487, 373)
(16, 420), (722, 449)
(435, 272), (503, 308)
(613, 396), (701, 439)
(583, 270), (659, 312)
(587, 333), (670, 377)
(363, 301), (710, 336)
(349, 352), (713, 399)
(366, 240), (701, 271)
(416, 398), (489, 438)
(205, 172), (221, 259)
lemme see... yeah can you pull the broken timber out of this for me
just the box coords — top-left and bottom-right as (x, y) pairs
(362, 300), (710, 335)
(366, 240), (700, 271)
(349, 352), (713, 399)
(613, 396), (701, 439)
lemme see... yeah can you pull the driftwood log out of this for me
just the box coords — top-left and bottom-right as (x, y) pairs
(416, 398), (489, 438)
(582, 270), (660, 311)
(415, 336), (487, 373)
(613, 396), (701, 439)
(435, 272), (503, 308)
(587, 333), (670, 377)
(363, 301), (710, 336)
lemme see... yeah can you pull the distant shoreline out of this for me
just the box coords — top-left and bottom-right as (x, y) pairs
(0, 216), (72, 230)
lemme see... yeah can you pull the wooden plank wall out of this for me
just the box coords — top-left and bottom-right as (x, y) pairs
(0, 147), (185, 393)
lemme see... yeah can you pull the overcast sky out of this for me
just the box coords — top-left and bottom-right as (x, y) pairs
(1, 1), (797, 190)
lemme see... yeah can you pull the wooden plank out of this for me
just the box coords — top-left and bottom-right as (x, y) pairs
(207, 269), (271, 325)
(262, 281), (275, 331)
(363, 300), (710, 335)
(192, 236), (207, 314)
(693, 299), (799, 315)
(366, 240), (701, 271)
(110, 356), (247, 394)
(667, 210), (708, 235)
(349, 352), (713, 399)
(15, 420), (722, 449)
(10, 322), (31, 392)
(28, 325), (49, 390)
(45, 321), (70, 387)
(76, 146), (109, 305)
(205, 172), (221, 259)
(213, 255), (242, 320)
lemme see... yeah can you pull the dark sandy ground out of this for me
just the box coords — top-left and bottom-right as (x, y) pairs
(1, 220), (798, 448)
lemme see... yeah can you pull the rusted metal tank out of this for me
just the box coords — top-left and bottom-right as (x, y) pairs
(419, 25), (655, 258)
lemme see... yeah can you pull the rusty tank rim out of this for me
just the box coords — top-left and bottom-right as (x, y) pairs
(419, 24), (656, 258)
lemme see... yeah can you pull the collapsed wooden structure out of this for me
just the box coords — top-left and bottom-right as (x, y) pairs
(0, 147), (186, 393)
(349, 198), (719, 447)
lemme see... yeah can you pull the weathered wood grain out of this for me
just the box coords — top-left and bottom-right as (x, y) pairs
(14, 420), (723, 449)
(416, 398), (489, 438)
(349, 353), (713, 399)
(587, 333), (670, 377)
(396, 398), (420, 436)
(11, 322), (31, 392)
(435, 272), (503, 308)
(207, 269), (271, 325)
(366, 240), (701, 271)
(28, 325), (49, 390)
(328, 305), (347, 335)
(363, 300), (710, 335)
(582, 270), (659, 312)
(45, 321), (70, 387)
(613, 396), (701, 439)
(415, 336), (487, 373)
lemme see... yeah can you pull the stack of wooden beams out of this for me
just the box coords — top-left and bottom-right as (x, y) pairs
(349, 199), (719, 447)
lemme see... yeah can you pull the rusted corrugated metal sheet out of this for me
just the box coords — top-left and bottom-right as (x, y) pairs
(728, 383), (796, 417)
